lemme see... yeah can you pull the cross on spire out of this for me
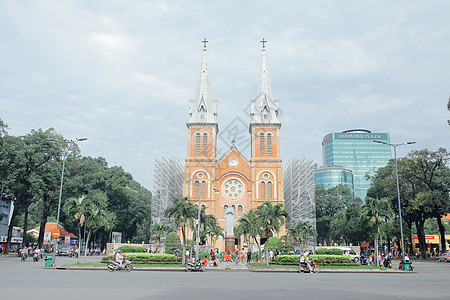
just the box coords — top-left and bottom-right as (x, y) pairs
(260, 38), (267, 49)
(202, 38), (208, 49)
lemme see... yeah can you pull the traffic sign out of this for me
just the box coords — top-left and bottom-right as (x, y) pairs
(51, 230), (61, 238)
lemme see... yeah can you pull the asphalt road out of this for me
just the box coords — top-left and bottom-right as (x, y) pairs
(0, 255), (449, 300)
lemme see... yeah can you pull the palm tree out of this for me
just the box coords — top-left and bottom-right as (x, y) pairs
(82, 190), (112, 263)
(256, 201), (290, 266)
(164, 197), (197, 264)
(63, 195), (87, 264)
(235, 209), (264, 265)
(361, 197), (391, 266)
(288, 223), (302, 249)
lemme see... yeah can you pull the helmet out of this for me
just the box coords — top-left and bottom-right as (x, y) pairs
(118, 250), (122, 253)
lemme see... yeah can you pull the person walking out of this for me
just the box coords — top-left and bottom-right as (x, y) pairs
(247, 249), (252, 263)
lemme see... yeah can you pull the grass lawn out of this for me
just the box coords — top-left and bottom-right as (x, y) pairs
(248, 263), (386, 270)
(67, 262), (184, 267)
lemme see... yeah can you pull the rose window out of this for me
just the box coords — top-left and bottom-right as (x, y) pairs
(222, 178), (245, 200)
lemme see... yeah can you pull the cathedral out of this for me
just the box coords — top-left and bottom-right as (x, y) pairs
(182, 39), (285, 251)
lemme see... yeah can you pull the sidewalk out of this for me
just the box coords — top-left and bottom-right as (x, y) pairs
(205, 260), (249, 272)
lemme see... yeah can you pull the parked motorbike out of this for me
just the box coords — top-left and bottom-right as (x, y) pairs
(107, 259), (133, 272)
(185, 260), (205, 272)
(383, 259), (392, 268)
(298, 260), (320, 273)
(33, 253), (39, 262)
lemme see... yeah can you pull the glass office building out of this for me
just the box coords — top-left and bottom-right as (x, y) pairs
(314, 165), (354, 195)
(321, 129), (391, 200)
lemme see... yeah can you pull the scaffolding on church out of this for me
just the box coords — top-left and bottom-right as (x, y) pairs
(284, 158), (316, 233)
(152, 157), (184, 234)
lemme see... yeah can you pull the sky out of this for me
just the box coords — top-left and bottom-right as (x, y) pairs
(1, 0), (449, 191)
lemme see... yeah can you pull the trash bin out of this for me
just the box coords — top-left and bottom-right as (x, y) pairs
(402, 260), (410, 271)
(45, 256), (52, 268)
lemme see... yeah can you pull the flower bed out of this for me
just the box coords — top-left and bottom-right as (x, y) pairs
(101, 253), (181, 264)
(273, 254), (356, 266)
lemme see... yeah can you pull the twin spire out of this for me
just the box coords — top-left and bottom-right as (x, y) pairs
(188, 38), (279, 125)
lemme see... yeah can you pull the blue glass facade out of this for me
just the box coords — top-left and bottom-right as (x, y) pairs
(321, 129), (391, 200)
(314, 166), (354, 195)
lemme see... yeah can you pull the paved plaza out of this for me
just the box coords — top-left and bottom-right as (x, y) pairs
(0, 255), (449, 300)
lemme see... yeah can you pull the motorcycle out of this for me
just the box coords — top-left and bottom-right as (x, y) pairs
(383, 258), (392, 268)
(398, 260), (414, 271)
(185, 260), (206, 272)
(33, 253), (39, 262)
(298, 260), (320, 273)
(20, 252), (27, 262)
(107, 259), (133, 272)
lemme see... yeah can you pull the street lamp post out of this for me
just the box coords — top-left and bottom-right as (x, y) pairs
(49, 138), (87, 266)
(373, 139), (415, 268)
(195, 198), (201, 262)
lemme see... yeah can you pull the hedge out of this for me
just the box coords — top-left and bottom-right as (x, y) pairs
(273, 254), (354, 266)
(118, 246), (149, 253)
(102, 253), (181, 264)
(315, 248), (344, 255)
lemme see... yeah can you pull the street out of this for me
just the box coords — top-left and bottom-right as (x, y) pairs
(0, 255), (449, 300)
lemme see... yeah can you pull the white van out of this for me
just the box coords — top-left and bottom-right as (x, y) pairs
(338, 247), (361, 262)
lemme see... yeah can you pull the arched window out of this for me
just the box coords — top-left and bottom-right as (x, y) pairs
(267, 133), (272, 156)
(261, 181), (265, 199)
(202, 133), (208, 155)
(260, 133), (265, 156)
(238, 205), (243, 218)
(194, 181), (199, 198)
(267, 181), (272, 198)
(201, 181), (206, 198)
(195, 133), (201, 155)
(224, 205), (228, 217)
(232, 205), (236, 215)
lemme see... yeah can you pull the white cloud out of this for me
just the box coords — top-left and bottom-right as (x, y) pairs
(1, 0), (450, 189)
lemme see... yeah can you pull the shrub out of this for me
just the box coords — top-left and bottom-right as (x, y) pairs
(118, 246), (148, 253)
(315, 248), (344, 255)
(273, 254), (353, 266)
(102, 253), (181, 264)
(164, 232), (181, 253)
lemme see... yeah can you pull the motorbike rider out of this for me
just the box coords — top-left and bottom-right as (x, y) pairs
(299, 252), (311, 271)
(113, 249), (125, 268)
(20, 247), (28, 260)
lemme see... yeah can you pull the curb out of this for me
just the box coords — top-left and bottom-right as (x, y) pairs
(45, 266), (414, 273)
(249, 268), (415, 273)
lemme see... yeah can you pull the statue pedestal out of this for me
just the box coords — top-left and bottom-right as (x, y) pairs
(225, 236), (235, 253)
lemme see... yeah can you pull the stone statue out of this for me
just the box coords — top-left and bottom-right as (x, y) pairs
(225, 204), (235, 236)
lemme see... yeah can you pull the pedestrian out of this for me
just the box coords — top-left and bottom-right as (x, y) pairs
(247, 249), (252, 263)
(216, 249), (221, 263)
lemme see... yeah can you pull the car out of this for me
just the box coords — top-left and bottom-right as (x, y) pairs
(438, 251), (450, 262)
(56, 247), (73, 256)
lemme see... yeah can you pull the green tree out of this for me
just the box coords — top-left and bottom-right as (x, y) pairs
(267, 236), (280, 252)
(151, 223), (172, 245)
(1, 129), (58, 253)
(315, 184), (353, 245)
(256, 201), (289, 266)
(164, 231), (182, 254)
(164, 198), (197, 264)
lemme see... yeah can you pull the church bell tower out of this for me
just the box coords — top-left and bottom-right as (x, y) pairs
(183, 39), (218, 214)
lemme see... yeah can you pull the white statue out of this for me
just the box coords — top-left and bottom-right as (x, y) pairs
(225, 205), (235, 236)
